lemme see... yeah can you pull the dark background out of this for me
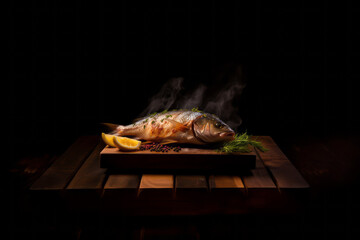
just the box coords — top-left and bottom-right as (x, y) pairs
(7, 0), (360, 178)
(3, 1), (360, 161)
(6, 1), (360, 239)
(7, 1), (360, 166)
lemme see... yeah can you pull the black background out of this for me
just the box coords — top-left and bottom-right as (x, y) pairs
(7, 1), (359, 166)
(6, 1), (360, 239)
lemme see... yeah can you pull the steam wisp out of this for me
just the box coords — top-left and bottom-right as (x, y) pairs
(204, 80), (245, 129)
(177, 84), (207, 110)
(141, 66), (246, 130)
(140, 77), (183, 116)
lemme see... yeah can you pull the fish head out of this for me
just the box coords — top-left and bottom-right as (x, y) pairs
(193, 114), (235, 143)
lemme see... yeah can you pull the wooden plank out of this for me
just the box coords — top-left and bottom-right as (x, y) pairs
(243, 168), (276, 189)
(66, 140), (106, 189)
(255, 136), (309, 189)
(30, 136), (99, 190)
(208, 175), (245, 201)
(241, 150), (276, 189)
(139, 174), (174, 189)
(102, 175), (141, 212)
(238, 150), (283, 212)
(207, 162), (277, 214)
(63, 139), (106, 210)
(208, 175), (244, 189)
(100, 147), (256, 173)
(104, 175), (140, 189)
(175, 175), (208, 199)
(138, 174), (174, 200)
(175, 175), (208, 189)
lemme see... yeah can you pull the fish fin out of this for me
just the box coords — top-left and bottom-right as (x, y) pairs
(141, 140), (153, 145)
(100, 123), (124, 135)
(166, 119), (189, 132)
(100, 123), (118, 133)
(132, 116), (147, 123)
(159, 139), (178, 145)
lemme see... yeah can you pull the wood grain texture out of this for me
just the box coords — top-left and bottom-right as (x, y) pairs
(175, 175), (208, 199)
(256, 136), (309, 189)
(241, 148), (276, 189)
(100, 147), (256, 173)
(101, 147), (256, 155)
(29, 135), (309, 215)
(104, 175), (140, 189)
(102, 175), (141, 209)
(30, 136), (99, 190)
(139, 174), (174, 189)
(138, 174), (174, 200)
(66, 140), (106, 189)
(175, 175), (208, 189)
(208, 175), (244, 189)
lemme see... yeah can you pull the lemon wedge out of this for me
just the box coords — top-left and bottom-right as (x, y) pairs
(101, 133), (117, 147)
(113, 136), (141, 151)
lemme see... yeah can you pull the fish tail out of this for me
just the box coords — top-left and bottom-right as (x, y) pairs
(100, 123), (124, 136)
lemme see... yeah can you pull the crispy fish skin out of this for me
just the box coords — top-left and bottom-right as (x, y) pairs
(111, 110), (235, 145)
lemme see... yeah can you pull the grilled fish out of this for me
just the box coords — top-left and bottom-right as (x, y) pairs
(105, 109), (235, 145)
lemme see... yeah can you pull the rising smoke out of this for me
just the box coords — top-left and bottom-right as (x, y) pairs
(140, 77), (184, 117)
(176, 84), (207, 110)
(203, 64), (246, 129)
(141, 64), (246, 130)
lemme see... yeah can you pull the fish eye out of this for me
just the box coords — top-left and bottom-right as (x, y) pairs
(215, 122), (224, 128)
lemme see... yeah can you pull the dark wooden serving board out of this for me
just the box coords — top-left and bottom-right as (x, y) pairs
(100, 146), (256, 173)
(30, 135), (309, 217)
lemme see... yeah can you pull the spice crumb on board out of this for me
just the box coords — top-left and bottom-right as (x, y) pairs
(139, 143), (181, 152)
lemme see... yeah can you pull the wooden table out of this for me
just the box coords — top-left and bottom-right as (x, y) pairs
(29, 135), (309, 216)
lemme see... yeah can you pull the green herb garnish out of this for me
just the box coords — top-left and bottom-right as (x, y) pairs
(217, 132), (268, 153)
(149, 112), (157, 117)
(192, 107), (202, 112)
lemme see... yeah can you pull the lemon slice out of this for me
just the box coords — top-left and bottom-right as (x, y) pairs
(101, 133), (117, 147)
(113, 136), (141, 151)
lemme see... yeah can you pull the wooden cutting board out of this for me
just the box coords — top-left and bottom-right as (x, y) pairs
(100, 146), (256, 173)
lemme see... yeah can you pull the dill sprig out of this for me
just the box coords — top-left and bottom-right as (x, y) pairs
(191, 107), (203, 112)
(217, 132), (269, 153)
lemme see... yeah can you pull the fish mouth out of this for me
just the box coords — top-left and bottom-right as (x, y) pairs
(220, 131), (235, 138)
